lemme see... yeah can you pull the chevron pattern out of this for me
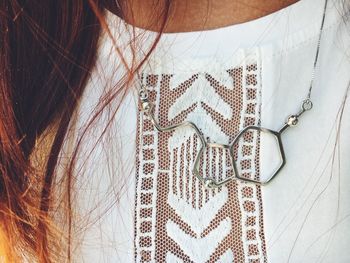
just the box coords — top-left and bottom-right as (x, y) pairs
(166, 188), (232, 262)
(134, 51), (267, 262)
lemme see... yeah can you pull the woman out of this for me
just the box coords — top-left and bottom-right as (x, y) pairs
(1, 0), (350, 262)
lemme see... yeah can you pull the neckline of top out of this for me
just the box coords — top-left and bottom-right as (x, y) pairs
(102, 0), (343, 67)
(114, 0), (304, 35)
(107, 0), (338, 39)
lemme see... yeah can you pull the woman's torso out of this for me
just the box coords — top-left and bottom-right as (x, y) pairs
(58, 0), (350, 262)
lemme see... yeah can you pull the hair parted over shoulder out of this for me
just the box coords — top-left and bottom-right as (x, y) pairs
(0, 0), (349, 262)
(0, 0), (170, 261)
(0, 1), (102, 261)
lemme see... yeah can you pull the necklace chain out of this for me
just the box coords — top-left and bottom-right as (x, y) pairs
(307, 0), (329, 100)
(138, 0), (329, 188)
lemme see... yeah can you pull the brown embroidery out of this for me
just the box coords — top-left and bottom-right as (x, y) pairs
(135, 55), (267, 262)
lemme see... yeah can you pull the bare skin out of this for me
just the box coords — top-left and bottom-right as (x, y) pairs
(119, 0), (299, 33)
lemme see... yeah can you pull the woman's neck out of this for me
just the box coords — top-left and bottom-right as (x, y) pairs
(119, 0), (299, 33)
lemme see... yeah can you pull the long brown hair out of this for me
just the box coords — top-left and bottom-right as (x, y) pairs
(0, 0), (170, 261)
(1, 0), (103, 261)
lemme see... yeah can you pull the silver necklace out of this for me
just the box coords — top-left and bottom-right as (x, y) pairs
(138, 0), (329, 189)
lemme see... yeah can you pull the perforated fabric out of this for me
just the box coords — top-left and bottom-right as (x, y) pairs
(135, 51), (266, 262)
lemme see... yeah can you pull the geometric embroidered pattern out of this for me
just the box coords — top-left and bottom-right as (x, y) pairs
(134, 50), (267, 262)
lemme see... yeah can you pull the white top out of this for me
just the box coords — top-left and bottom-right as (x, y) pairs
(59, 0), (350, 262)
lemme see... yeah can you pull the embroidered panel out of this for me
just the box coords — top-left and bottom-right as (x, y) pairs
(134, 52), (267, 263)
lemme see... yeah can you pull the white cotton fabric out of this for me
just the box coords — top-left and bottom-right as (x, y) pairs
(59, 0), (350, 262)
